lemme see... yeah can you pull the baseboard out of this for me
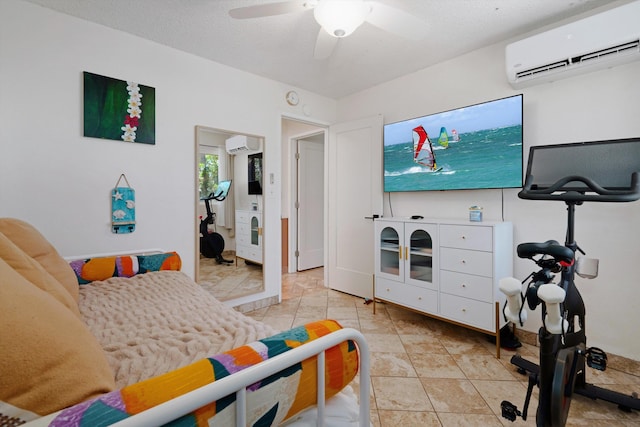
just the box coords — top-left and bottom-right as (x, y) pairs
(232, 295), (279, 313)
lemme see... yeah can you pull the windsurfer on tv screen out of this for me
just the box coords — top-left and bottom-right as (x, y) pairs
(412, 125), (439, 171)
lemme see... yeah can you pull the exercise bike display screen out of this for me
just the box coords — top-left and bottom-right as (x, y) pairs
(525, 138), (640, 192)
(214, 180), (232, 200)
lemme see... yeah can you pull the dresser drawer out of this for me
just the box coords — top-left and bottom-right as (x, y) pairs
(375, 278), (438, 314)
(440, 293), (493, 331)
(440, 270), (493, 303)
(236, 210), (250, 224)
(237, 245), (262, 264)
(236, 223), (250, 246)
(440, 224), (492, 251)
(440, 247), (493, 277)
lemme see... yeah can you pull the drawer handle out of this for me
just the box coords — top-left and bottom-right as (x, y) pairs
(461, 283), (467, 288)
(386, 288), (390, 292)
(461, 259), (466, 264)
(461, 308), (467, 312)
(418, 297), (422, 300)
(461, 235), (466, 240)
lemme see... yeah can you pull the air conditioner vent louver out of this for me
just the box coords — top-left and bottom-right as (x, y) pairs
(516, 60), (570, 79)
(573, 40), (639, 64)
(515, 40), (639, 80)
(506, 1), (640, 88)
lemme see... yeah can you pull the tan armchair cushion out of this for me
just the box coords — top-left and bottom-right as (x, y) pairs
(0, 258), (115, 418)
(0, 218), (78, 301)
(0, 232), (79, 315)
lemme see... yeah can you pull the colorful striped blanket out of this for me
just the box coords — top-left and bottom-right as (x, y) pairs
(49, 319), (358, 426)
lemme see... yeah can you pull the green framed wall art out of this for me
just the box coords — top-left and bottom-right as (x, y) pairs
(83, 71), (156, 144)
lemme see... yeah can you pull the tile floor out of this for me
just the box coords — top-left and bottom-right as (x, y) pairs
(243, 268), (640, 427)
(199, 253), (263, 301)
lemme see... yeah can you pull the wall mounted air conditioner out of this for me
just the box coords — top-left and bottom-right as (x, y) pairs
(506, 1), (640, 88)
(225, 135), (259, 154)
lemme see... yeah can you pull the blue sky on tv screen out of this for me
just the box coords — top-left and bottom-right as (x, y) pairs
(384, 95), (522, 145)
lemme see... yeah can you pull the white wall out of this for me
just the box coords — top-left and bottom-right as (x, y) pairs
(0, 0), (337, 307)
(337, 28), (640, 359)
(2, 0), (639, 360)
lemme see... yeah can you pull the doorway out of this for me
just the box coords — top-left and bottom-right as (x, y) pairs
(282, 118), (327, 274)
(282, 115), (382, 298)
(295, 132), (324, 271)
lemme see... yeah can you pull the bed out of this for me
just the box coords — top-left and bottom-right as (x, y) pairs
(0, 218), (370, 426)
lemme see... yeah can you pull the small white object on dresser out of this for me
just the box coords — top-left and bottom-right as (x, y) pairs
(374, 218), (513, 357)
(235, 209), (263, 265)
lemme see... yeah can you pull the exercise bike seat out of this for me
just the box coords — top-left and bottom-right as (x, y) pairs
(517, 240), (574, 264)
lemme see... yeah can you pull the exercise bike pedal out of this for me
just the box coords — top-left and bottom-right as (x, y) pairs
(500, 400), (521, 422)
(586, 347), (607, 371)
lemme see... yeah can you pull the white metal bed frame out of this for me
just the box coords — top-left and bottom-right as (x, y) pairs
(110, 328), (371, 427)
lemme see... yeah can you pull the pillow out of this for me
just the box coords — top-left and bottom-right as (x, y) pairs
(0, 232), (79, 316)
(50, 320), (359, 426)
(0, 259), (116, 422)
(69, 252), (182, 284)
(0, 218), (79, 302)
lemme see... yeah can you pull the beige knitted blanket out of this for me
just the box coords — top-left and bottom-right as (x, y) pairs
(78, 271), (278, 388)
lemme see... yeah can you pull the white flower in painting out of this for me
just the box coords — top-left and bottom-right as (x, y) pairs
(121, 124), (137, 142)
(121, 124), (137, 133)
(127, 106), (142, 118)
(128, 98), (142, 109)
(129, 91), (143, 102)
(112, 191), (123, 200)
(126, 81), (140, 94)
(126, 200), (135, 209)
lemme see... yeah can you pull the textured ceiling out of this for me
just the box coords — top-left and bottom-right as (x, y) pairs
(21, 0), (623, 98)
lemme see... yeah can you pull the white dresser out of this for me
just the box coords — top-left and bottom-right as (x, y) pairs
(235, 210), (262, 265)
(374, 218), (513, 357)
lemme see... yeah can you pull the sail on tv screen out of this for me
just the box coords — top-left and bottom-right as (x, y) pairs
(383, 94), (523, 192)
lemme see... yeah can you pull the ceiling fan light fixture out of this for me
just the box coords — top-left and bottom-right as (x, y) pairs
(313, 0), (371, 38)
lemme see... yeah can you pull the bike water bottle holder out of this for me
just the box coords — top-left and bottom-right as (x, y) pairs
(586, 347), (607, 371)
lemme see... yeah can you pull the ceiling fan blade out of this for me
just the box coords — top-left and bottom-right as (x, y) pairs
(365, 1), (429, 40)
(229, 1), (309, 19)
(314, 28), (338, 59)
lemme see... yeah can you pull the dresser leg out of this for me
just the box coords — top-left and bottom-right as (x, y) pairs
(495, 302), (501, 359)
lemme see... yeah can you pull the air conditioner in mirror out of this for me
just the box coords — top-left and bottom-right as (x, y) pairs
(225, 135), (260, 154)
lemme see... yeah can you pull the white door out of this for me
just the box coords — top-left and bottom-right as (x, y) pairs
(297, 138), (324, 270)
(327, 115), (383, 299)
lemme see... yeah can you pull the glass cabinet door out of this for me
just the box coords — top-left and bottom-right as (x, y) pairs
(250, 215), (260, 246)
(376, 223), (404, 281)
(405, 223), (437, 289)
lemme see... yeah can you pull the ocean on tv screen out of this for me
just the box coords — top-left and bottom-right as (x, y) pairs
(383, 95), (523, 192)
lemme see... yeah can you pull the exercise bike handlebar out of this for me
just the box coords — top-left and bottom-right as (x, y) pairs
(519, 172), (640, 203)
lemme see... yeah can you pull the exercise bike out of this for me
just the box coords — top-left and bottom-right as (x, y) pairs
(199, 180), (233, 264)
(499, 139), (640, 426)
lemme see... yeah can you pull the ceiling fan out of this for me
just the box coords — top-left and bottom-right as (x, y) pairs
(228, 0), (428, 59)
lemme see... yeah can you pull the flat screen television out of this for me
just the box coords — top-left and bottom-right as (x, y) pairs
(383, 94), (523, 192)
(248, 153), (263, 195)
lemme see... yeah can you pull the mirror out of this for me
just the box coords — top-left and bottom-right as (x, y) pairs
(195, 125), (264, 301)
